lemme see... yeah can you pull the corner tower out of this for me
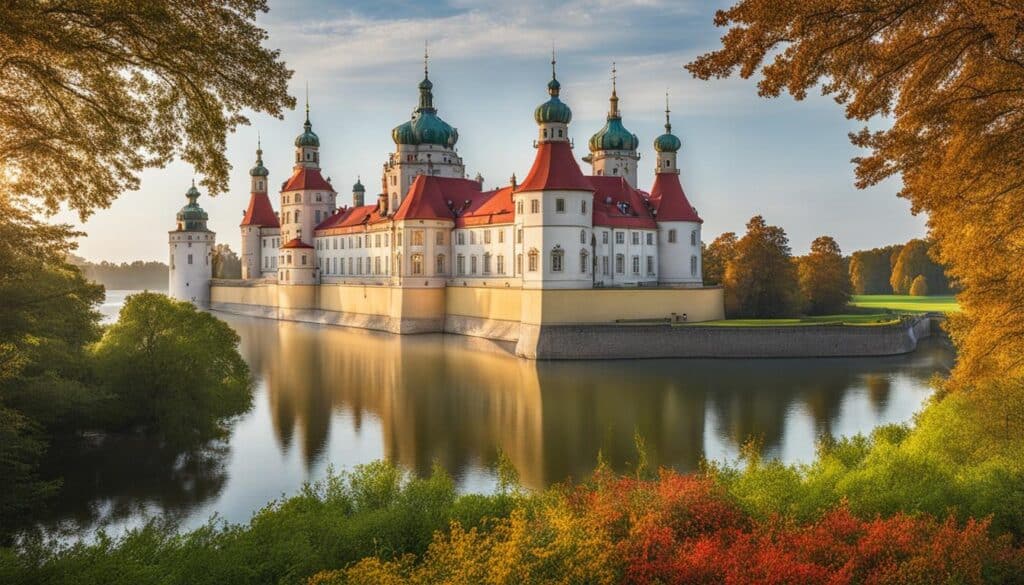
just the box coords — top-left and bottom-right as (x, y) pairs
(583, 64), (639, 186)
(240, 139), (280, 279)
(385, 46), (465, 214)
(514, 54), (595, 290)
(169, 182), (215, 304)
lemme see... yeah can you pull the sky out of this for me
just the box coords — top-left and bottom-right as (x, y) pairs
(63, 0), (926, 263)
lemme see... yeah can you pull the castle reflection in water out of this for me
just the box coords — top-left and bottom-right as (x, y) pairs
(229, 315), (952, 490)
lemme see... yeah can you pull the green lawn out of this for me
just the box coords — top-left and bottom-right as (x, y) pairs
(687, 313), (903, 327)
(851, 294), (960, 313)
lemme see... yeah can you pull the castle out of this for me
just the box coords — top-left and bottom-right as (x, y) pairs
(169, 56), (725, 358)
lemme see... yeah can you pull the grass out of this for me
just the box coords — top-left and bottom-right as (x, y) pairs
(851, 294), (960, 313)
(688, 313), (903, 327)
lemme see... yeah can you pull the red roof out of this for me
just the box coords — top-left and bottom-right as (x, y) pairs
(315, 204), (388, 235)
(589, 175), (658, 229)
(281, 167), (336, 193)
(393, 175), (479, 222)
(517, 141), (594, 192)
(456, 186), (515, 227)
(649, 173), (702, 223)
(281, 237), (313, 249)
(240, 191), (280, 227)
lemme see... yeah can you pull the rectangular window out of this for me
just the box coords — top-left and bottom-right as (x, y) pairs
(602, 256), (609, 275)
(528, 253), (538, 272)
(646, 233), (653, 246)
(375, 256), (381, 275)
(691, 230), (698, 246)
(581, 200), (587, 214)
(691, 255), (698, 276)
(668, 229), (677, 243)
(517, 254), (523, 275)
(187, 254), (193, 265)
(552, 251), (563, 272)
(471, 255), (478, 275)
(647, 255), (655, 275)
(517, 229), (523, 244)
(412, 230), (424, 246)
(457, 254), (465, 276)
(531, 199), (540, 213)
(302, 255), (307, 266)
(580, 253), (588, 273)
(632, 255), (640, 274)
(616, 255), (625, 274)
(602, 231), (609, 245)
(484, 230), (491, 244)
(365, 234), (370, 248)
(497, 255), (505, 275)
(555, 198), (565, 213)
(615, 232), (625, 245)
(483, 254), (491, 274)
(498, 230), (504, 244)
(517, 200), (524, 214)
(457, 232), (465, 245)
(436, 255), (445, 274)
(632, 232), (640, 245)
(375, 234), (381, 247)
(436, 231), (444, 245)
(348, 257), (353, 274)
(470, 231), (477, 245)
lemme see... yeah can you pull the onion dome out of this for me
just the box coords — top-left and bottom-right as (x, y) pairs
(391, 51), (459, 147)
(589, 68), (638, 152)
(176, 181), (209, 229)
(249, 141), (269, 177)
(654, 93), (682, 153)
(534, 58), (572, 125)
(353, 178), (365, 193)
(295, 118), (320, 147)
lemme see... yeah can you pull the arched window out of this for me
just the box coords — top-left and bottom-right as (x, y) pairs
(294, 210), (301, 223)
(580, 229), (586, 244)
(579, 250), (589, 273)
(543, 129), (548, 138)
(411, 253), (423, 275)
(551, 247), (564, 272)
(558, 129), (563, 137)
(528, 249), (539, 272)
(691, 230), (698, 246)
(691, 255), (698, 276)
(296, 193), (302, 203)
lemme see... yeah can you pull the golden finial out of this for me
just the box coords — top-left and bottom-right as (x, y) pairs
(304, 81), (310, 123)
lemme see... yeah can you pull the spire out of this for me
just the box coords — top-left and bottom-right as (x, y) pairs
(547, 44), (561, 96)
(256, 132), (263, 161)
(304, 81), (310, 126)
(608, 62), (620, 118)
(424, 40), (429, 79)
(664, 90), (672, 133)
(417, 42), (435, 112)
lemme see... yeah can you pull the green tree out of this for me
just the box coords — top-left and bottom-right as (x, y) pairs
(849, 245), (901, 295)
(723, 216), (801, 318)
(703, 231), (737, 286)
(212, 244), (242, 280)
(93, 293), (253, 447)
(909, 275), (929, 297)
(0, 1), (294, 218)
(798, 236), (851, 315)
(686, 0), (1024, 384)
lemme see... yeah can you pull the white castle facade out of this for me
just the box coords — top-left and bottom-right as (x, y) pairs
(169, 58), (722, 357)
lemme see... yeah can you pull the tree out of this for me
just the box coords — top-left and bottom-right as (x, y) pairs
(0, 1), (294, 219)
(798, 236), (851, 315)
(723, 216), (801, 318)
(687, 1), (1024, 383)
(212, 244), (242, 279)
(849, 245), (902, 295)
(890, 239), (950, 295)
(910, 275), (929, 297)
(93, 292), (252, 447)
(703, 232), (738, 286)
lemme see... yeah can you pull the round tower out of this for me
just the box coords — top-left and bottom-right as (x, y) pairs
(583, 64), (639, 186)
(169, 182), (215, 305)
(352, 177), (365, 207)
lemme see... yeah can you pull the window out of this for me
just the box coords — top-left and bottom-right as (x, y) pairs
(412, 230), (424, 246)
(294, 210), (301, 223)
(471, 255), (478, 275)
(457, 254), (466, 275)
(397, 231), (403, 246)
(632, 255), (640, 274)
(647, 255), (655, 275)
(581, 200), (587, 214)
(302, 254), (308, 266)
(375, 234), (381, 247)
(580, 250), (589, 273)
(602, 231), (609, 245)
(365, 234), (370, 248)
(531, 199), (540, 213)
(187, 254), (193, 265)
(342, 237), (347, 249)
(551, 248), (564, 272)
(315, 210), (321, 223)
(436, 231), (444, 245)
(436, 254), (445, 274)
(296, 194), (302, 203)
(528, 250), (539, 272)
(457, 232), (465, 245)
(615, 232), (625, 245)
(316, 193), (322, 202)
(484, 230), (491, 244)
(358, 257), (363, 275)
(668, 229), (677, 243)
(498, 230), (504, 244)
(497, 254), (505, 274)
(262, 239), (267, 249)
(483, 252), (492, 274)
(602, 256), (609, 275)
(580, 229), (587, 244)
(375, 256), (382, 275)
(646, 233), (654, 246)
(333, 257), (338, 274)
(517, 253), (523, 275)
(470, 231), (477, 245)
(348, 257), (353, 274)
(517, 200), (524, 214)
(632, 232), (640, 245)
(691, 255), (698, 276)
(691, 230), (698, 246)
(341, 257), (345, 274)
(555, 198), (565, 213)
(517, 228), (523, 244)
(411, 253), (423, 275)
(616, 254), (625, 274)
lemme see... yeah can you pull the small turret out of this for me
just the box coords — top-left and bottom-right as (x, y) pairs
(654, 92), (682, 174)
(534, 49), (572, 144)
(584, 63), (639, 186)
(352, 177), (365, 207)
(294, 84), (320, 168)
(169, 180), (215, 304)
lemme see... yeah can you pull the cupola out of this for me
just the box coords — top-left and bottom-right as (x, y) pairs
(654, 93), (682, 174)
(391, 47), (459, 148)
(534, 51), (572, 144)
(587, 64), (638, 153)
(176, 180), (209, 231)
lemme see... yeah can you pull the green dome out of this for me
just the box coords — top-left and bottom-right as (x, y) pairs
(353, 179), (365, 192)
(250, 148), (269, 176)
(534, 96), (572, 125)
(589, 116), (638, 152)
(391, 110), (459, 147)
(654, 131), (681, 153)
(176, 183), (209, 229)
(295, 119), (320, 147)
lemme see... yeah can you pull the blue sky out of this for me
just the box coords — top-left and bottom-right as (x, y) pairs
(65, 0), (926, 262)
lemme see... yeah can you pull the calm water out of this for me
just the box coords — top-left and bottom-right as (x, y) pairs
(39, 290), (953, 539)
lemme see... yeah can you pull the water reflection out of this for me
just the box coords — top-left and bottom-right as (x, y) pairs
(231, 316), (951, 489)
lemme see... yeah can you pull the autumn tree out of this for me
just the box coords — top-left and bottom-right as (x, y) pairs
(212, 244), (242, 279)
(910, 275), (929, 297)
(849, 245), (902, 295)
(703, 232), (738, 286)
(0, 1), (294, 218)
(723, 216), (801, 318)
(688, 1), (1024, 384)
(890, 239), (950, 295)
(798, 236), (851, 315)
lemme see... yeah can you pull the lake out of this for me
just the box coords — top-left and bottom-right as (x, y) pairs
(38, 290), (954, 539)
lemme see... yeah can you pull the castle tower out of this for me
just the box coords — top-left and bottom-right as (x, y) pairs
(168, 182), (215, 304)
(240, 139), (279, 279)
(514, 53), (595, 290)
(583, 64), (639, 186)
(280, 92), (336, 245)
(385, 45), (465, 213)
(352, 177), (365, 207)
(650, 95), (703, 286)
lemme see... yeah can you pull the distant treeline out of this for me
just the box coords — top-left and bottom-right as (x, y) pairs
(69, 255), (168, 291)
(849, 239), (954, 295)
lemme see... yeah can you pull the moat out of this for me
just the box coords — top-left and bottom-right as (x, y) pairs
(36, 291), (954, 540)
